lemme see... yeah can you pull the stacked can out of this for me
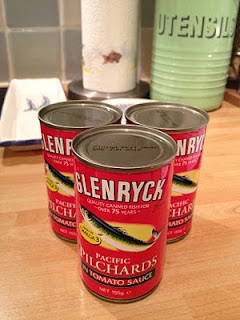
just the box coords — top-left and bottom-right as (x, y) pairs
(125, 102), (209, 243)
(38, 100), (122, 242)
(72, 124), (177, 302)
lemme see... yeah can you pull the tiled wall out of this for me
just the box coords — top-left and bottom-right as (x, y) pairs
(0, 0), (154, 85)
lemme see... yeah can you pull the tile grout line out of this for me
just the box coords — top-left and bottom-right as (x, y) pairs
(58, 0), (65, 81)
(2, 0), (14, 81)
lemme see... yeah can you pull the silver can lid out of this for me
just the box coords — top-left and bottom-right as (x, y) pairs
(72, 124), (177, 173)
(125, 102), (209, 132)
(38, 100), (122, 130)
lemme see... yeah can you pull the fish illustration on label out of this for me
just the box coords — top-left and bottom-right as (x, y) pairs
(80, 205), (163, 252)
(172, 174), (198, 195)
(45, 161), (74, 197)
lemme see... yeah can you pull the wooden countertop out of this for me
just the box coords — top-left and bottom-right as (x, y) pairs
(0, 96), (240, 320)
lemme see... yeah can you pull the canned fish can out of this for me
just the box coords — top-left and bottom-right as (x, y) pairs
(72, 124), (177, 302)
(38, 100), (122, 242)
(125, 102), (209, 243)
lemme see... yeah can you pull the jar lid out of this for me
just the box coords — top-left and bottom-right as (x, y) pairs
(72, 124), (177, 172)
(125, 102), (209, 132)
(38, 100), (122, 130)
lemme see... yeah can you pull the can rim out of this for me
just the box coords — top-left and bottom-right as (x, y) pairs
(125, 102), (209, 133)
(38, 100), (122, 130)
(72, 124), (177, 173)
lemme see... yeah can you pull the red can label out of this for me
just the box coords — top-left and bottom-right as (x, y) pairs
(167, 128), (207, 242)
(40, 124), (82, 242)
(74, 161), (173, 301)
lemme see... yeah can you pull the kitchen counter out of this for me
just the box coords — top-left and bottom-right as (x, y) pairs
(0, 96), (240, 320)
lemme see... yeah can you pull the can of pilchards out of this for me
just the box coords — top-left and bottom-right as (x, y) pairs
(38, 100), (122, 243)
(72, 124), (177, 302)
(125, 102), (209, 243)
